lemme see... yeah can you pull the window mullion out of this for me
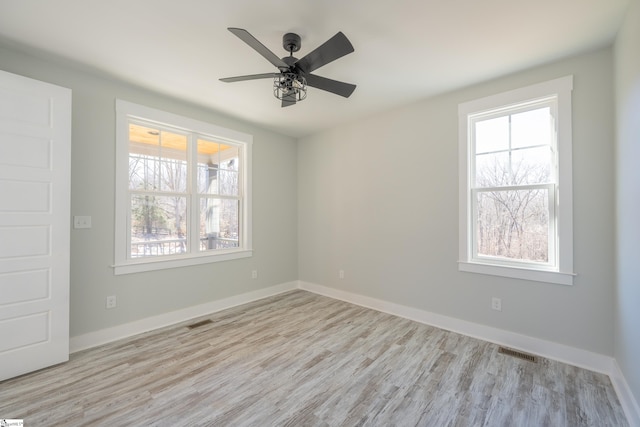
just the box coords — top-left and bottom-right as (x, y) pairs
(470, 188), (479, 261)
(475, 183), (551, 192)
(236, 144), (244, 248)
(188, 133), (199, 254)
(548, 184), (557, 267)
(129, 189), (188, 198)
(508, 114), (514, 186)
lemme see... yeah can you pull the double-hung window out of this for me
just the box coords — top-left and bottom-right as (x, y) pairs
(458, 76), (574, 285)
(114, 100), (252, 275)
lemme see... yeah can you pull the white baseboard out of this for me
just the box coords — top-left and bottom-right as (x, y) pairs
(69, 281), (298, 353)
(611, 360), (640, 427)
(298, 281), (613, 374)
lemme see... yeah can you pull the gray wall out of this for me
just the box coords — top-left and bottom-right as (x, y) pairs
(0, 43), (299, 337)
(298, 48), (616, 355)
(615, 0), (640, 407)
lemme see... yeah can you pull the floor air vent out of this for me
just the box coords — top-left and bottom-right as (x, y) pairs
(498, 346), (537, 363)
(187, 319), (213, 329)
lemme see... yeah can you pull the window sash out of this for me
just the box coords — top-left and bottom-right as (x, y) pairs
(470, 100), (558, 187)
(470, 183), (556, 269)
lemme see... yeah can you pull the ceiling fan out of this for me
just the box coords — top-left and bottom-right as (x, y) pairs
(220, 28), (356, 107)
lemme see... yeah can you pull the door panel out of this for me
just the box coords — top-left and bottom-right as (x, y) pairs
(0, 180), (51, 212)
(0, 269), (50, 305)
(0, 70), (71, 381)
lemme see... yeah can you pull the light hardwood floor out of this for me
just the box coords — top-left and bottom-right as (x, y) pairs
(0, 290), (628, 426)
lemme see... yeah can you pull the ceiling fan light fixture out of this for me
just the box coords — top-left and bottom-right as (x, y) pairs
(274, 72), (307, 102)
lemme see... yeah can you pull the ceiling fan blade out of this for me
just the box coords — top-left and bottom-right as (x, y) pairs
(219, 73), (278, 83)
(281, 92), (297, 107)
(228, 28), (289, 70)
(295, 32), (354, 74)
(305, 74), (356, 98)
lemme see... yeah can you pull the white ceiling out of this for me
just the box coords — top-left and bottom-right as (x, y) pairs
(0, 0), (629, 138)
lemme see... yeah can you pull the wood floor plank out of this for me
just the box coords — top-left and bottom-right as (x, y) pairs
(0, 290), (628, 426)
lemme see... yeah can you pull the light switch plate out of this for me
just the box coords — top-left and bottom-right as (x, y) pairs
(73, 216), (92, 229)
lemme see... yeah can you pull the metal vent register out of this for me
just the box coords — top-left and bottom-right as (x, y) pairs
(498, 346), (538, 363)
(187, 319), (213, 329)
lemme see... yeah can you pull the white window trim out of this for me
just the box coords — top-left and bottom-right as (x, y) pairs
(458, 76), (574, 285)
(113, 99), (252, 275)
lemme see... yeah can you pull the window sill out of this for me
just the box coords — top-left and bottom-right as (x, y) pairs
(113, 249), (253, 275)
(458, 261), (575, 286)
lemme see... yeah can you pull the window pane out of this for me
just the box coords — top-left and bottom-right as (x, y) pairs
(475, 189), (549, 262)
(219, 170), (238, 196)
(198, 138), (219, 194)
(197, 162), (218, 194)
(197, 138), (219, 166)
(130, 194), (187, 257)
(218, 144), (239, 195)
(476, 146), (552, 187)
(219, 144), (239, 170)
(475, 116), (509, 154)
(129, 123), (187, 192)
(511, 107), (552, 149)
(159, 157), (188, 193)
(511, 146), (553, 184)
(199, 198), (239, 251)
(197, 140), (240, 195)
(475, 152), (509, 187)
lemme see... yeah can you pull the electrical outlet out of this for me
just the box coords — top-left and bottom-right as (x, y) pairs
(491, 297), (502, 311)
(251, 270), (258, 279)
(106, 295), (117, 309)
(73, 215), (92, 229)
(339, 269), (345, 279)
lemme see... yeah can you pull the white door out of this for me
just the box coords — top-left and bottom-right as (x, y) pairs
(0, 70), (71, 381)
